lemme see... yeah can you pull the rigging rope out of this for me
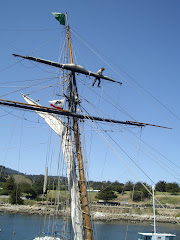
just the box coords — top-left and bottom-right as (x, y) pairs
(80, 104), (179, 215)
(77, 79), (180, 179)
(71, 28), (179, 125)
(78, 78), (135, 121)
(83, 115), (180, 225)
(81, 98), (180, 181)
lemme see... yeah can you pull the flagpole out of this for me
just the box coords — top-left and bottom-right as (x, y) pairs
(66, 15), (74, 64)
(65, 12), (69, 28)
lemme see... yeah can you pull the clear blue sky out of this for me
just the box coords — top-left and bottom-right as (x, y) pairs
(0, 0), (180, 185)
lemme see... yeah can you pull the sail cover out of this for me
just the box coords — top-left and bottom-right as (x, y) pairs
(22, 94), (84, 240)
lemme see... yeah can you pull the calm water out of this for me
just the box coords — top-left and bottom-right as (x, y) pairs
(0, 213), (179, 240)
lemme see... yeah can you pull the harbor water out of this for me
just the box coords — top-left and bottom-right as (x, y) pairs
(0, 213), (179, 240)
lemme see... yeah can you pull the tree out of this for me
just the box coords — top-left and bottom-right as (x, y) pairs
(10, 188), (24, 205)
(141, 186), (151, 199)
(95, 187), (117, 202)
(19, 183), (37, 199)
(124, 181), (133, 191)
(111, 181), (124, 193)
(166, 182), (180, 194)
(114, 185), (124, 194)
(132, 191), (142, 202)
(155, 181), (167, 192)
(0, 166), (7, 183)
(0, 175), (6, 183)
(32, 175), (44, 195)
(3, 176), (16, 192)
(19, 183), (31, 192)
(132, 182), (151, 202)
(28, 188), (37, 199)
(134, 182), (143, 191)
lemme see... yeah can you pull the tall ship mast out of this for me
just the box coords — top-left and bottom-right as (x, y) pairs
(66, 13), (93, 239)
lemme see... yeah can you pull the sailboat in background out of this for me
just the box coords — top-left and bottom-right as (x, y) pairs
(0, 12), (178, 240)
(138, 186), (176, 240)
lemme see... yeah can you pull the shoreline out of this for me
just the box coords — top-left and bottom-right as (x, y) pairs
(0, 204), (179, 224)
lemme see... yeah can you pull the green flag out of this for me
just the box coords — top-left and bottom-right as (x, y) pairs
(52, 12), (65, 25)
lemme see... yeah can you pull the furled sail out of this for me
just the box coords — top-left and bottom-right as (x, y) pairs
(22, 94), (84, 240)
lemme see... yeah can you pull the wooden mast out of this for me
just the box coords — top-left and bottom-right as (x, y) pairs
(66, 13), (93, 240)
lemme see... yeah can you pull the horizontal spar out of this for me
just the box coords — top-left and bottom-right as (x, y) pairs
(0, 99), (171, 129)
(12, 54), (122, 84)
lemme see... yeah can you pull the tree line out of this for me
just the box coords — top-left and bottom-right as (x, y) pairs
(0, 172), (68, 205)
(91, 180), (180, 202)
(89, 180), (180, 194)
(0, 164), (179, 204)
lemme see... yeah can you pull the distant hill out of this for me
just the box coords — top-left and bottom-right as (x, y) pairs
(0, 165), (67, 183)
(0, 165), (24, 176)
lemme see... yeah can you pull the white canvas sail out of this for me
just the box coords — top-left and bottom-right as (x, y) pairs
(22, 94), (84, 240)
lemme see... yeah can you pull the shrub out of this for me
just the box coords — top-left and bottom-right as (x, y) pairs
(10, 189), (24, 205)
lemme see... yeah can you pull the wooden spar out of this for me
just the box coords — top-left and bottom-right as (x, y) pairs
(12, 54), (122, 84)
(66, 17), (93, 240)
(126, 121), (171, 129)
(0, 99), (172, 129)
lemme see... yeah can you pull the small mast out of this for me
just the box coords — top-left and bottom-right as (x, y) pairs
(66, 13), (74, 65)
(43, 167), (48, 194)
(152, 185), (157, 239)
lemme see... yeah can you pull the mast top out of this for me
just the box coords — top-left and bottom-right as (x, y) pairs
(65, 12), (69, 29)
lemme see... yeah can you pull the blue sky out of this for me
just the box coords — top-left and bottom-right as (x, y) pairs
(0, 0), (180, 185)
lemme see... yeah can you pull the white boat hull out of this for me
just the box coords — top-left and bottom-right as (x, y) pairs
(138, 232), (176, 240)
(34, 237), (61, 240)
